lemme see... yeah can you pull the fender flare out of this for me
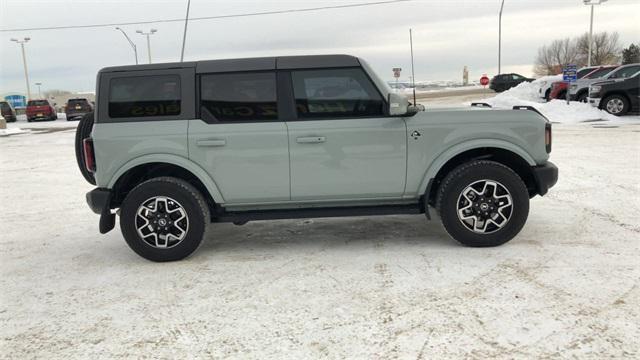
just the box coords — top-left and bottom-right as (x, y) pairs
(417, 139), (537, 195)
(107, 154), (225, 204)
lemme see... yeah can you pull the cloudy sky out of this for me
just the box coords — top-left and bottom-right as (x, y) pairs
(1, 0), (639, 94)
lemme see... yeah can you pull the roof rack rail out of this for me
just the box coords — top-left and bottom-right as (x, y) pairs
(470, 102), (492, 108)
(512, 105), (549, 121)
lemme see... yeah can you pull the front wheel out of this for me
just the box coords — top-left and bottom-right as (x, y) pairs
(602, 94), (629, 116)
(436, 160), (529, 247)
(120, 177), (210, 262)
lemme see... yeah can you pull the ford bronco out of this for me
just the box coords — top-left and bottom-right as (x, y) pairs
(77, 55), (558, 262)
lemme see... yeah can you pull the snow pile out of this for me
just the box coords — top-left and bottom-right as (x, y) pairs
(479, 81), (618, 123)
(0, 128), (30, 136)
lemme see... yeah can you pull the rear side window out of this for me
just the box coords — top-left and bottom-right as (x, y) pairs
(200, 72), (278, 122)
(109, 75), (181, 118)
(608, 65), (640, 79)
(291, 68), (384, 119)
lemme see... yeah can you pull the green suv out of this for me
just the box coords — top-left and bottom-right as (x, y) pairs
(77, 55), (557, 261)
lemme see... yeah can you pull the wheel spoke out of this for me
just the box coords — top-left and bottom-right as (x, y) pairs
(456, 179), (513, 234)
(135, 196), (189, 249)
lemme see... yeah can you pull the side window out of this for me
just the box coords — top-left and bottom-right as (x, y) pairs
(512, 74), (523, 80)
(200, 72), (278, 122)
(109, 75), (181, 118)
(609, 65), (640, 79)
(291, 68), (384, 119)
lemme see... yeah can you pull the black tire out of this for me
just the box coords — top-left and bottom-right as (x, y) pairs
(544, 89), (551, 101)
(601, 94), (630, 116)
(557, 90), (567, 100)
(75, 112), (96, 185)
(576, 92), (588, 103)
(436, 160), (529, 247)
(120, 177), (210, 262)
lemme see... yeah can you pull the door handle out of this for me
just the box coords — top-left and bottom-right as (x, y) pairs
(197, 139), (226, 147)
(296, 136), (326, 144)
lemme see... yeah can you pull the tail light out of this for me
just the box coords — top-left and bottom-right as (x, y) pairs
(83, 138), (96, 173)
(545, 123), (552, 153)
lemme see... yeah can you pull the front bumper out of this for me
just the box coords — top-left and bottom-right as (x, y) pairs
(532, 162), (558, 196)
(588, 97), (601, 108)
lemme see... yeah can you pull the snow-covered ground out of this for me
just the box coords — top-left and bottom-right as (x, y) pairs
(1, 118), (639, 357)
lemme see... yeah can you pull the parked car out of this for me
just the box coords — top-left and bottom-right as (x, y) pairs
(588, 73), (640, 116)
(489, 73), (534, 92)
(0, 101), (17, 122)
(26, 99), (57, 122)
(545, 66), (597, 101)
(569, 64), (640, 102)
(76, 55), (557, 262)
(65, 98), (93, 121)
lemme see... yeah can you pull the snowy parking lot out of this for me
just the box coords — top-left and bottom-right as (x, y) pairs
(1, 114), (639, 358)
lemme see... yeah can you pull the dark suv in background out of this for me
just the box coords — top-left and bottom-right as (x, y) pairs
(0, 101), (17, 122)
(65, 98), (93, 121)
(589, 73), (640, 116)
(489, 73), (534, 92)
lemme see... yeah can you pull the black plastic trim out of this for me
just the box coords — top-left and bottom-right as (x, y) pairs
(531, 162), (558, 196)
(214, 203), (422, 223)
(471, 102), (492, 108)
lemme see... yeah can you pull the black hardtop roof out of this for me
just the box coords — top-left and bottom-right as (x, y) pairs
(99, 54), (361, 74)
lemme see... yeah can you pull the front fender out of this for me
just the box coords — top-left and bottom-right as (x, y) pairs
(416, 139), (536, 196)
(107, 154), (225, 204)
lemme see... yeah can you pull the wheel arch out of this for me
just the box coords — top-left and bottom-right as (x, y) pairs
(599, 91), (631, 109)
(420, 143), (538, 206)
(107, 155), (225, 211)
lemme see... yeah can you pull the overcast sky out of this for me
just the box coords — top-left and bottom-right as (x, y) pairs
(1, 0), (639, 94)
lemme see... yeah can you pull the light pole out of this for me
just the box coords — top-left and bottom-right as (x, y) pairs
(115, 27), (138, 64)
(35, 82), (42, 98)
(10, 37), (32, 100)
(136, 29), (157, 64)
(583, 0), (608, 66)
(180, 0), (191, 62)
(498, 0), (505, 75)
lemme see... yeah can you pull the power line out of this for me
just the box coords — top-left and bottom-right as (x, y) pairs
(0, 0), (411, 32)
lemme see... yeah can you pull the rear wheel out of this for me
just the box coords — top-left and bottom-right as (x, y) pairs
(120, 177), (209, 262)
(576, 92), (588, 103)
(75, 112), (96, 185)
(602, 94), (629, 116)
(436, 160), (529, 247)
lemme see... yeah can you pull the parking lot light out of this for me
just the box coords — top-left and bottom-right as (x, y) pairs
(115, 27), (139, 65)
(583, 0), (609, 66)
(10, 37), (32, 100)
(136, 29), (157, 64)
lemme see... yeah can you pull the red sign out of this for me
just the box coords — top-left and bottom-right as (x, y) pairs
(392, 68), (402, 78)
(480, 74), (490, 87)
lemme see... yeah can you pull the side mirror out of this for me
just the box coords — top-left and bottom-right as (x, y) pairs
(407, 104), (426, 115)
(388, 92), (409, 116)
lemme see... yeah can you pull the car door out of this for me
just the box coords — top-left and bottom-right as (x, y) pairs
(188, 71), (290, 204)
(285, 67), (407, 201)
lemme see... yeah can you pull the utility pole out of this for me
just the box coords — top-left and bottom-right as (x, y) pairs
(583, 0), (608, 66)
(136, 29), (157, 64)
(498, 0), (505, 75)
(115, 27), (138, 64)
(10, 37), (32, 100)
(180, 0), (191, 62)
(35, 82), (42, 98)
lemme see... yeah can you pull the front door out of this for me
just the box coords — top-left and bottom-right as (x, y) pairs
(189, 71), (290, 204)
(285, 68), (407, 201)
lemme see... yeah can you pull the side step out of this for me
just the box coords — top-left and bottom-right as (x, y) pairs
(214, 204), (423, 223)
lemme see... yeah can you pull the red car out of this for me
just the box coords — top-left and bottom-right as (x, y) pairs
(549, 66), (616, 100)
(26, 99), (57, 122)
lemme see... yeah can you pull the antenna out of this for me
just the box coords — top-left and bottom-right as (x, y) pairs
(409, 28), (416, 107)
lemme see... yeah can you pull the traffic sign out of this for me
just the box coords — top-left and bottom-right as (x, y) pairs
(480, 74), (490, 87)
(392, 68), (402, 78)
(563, 64), (578, 83)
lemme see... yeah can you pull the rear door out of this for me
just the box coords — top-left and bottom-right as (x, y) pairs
(284, 67), (407, 201)
(188, 71), (290, 204)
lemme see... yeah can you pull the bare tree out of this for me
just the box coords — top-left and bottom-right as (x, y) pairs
(533, 38), (581, 76)
(576, 31), (621, 65)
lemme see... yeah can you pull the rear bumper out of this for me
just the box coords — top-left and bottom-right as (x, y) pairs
(86, 188), (111, 214)
(66, 112), (86, 119)
(532, 162), (558, 196)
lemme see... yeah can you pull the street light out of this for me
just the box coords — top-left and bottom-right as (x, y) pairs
(136, 29), (157, 64)
(35, 82), (42, 98)
(498, 0), (505, 75)
(115, 27), (138, 64)
(10, 37), (32, 100)
(583, 0), (609, 66)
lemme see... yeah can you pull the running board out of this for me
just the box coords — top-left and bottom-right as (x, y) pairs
(213, 204), (423, 223)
